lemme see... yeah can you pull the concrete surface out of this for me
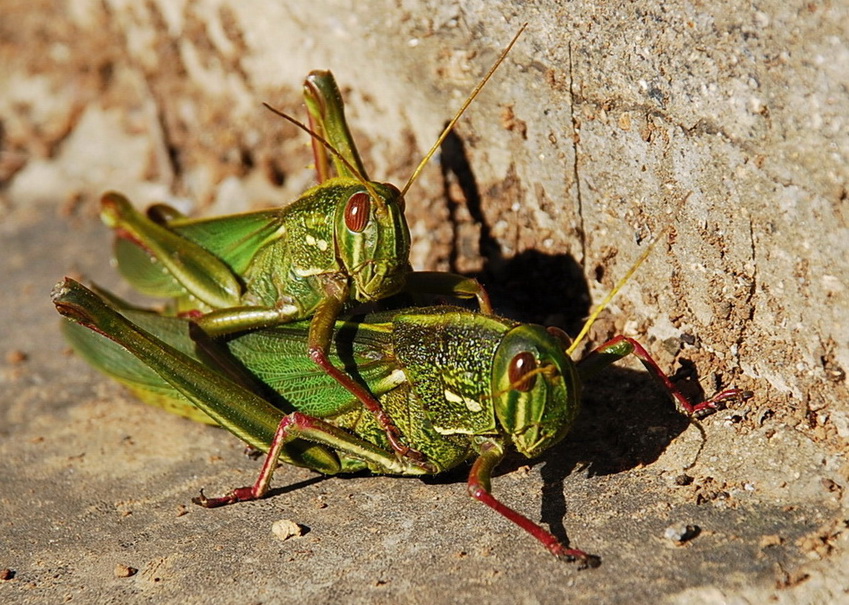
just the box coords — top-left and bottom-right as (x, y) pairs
(2, 1), (847, 603)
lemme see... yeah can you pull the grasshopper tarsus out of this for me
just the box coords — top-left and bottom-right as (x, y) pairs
(192, 488), (221, 508)
(396, 449), (439, 474)
(379, 413), (431, 467)
(388, 439), (426, 465)
(690, 387), (753, 418)
(192, 487), (255, 508)
(546, 538), (600, 567)
(559, 550), (602, 570)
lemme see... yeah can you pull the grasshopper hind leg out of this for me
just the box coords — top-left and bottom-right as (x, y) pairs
(194, 411), (434, 508)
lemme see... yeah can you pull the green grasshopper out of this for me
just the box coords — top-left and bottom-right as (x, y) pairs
(53, 264), (746, 567)
(96, 28), (527, 462)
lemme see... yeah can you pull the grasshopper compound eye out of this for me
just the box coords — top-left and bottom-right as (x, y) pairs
(344, 192), (371, 232)
(508, 351), (538, 392)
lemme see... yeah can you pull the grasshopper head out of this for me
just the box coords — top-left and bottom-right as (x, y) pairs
(336, 182), (412, 301)
(491, 324), (581, 458)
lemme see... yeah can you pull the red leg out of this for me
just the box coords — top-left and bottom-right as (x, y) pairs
(467, 441), (601, 568)
(581, 335), (749, 417)
(307, 345), (433, 469)
(193, 411), (429, 508)
(307, 291), (434, 468)
(193, 412), (306, 508)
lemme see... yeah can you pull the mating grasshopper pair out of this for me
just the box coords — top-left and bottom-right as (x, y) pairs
(54, 27), (745, 567)
(97, 66), (493, 462)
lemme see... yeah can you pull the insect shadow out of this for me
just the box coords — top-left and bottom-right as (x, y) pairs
(438, 129), (589, 332)
(262, 474), (330, 503)
(438, 128), (712, 547)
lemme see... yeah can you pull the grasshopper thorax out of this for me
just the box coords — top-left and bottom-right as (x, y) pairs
(491, 324), (581, 458)
(335, 181), (412, 302)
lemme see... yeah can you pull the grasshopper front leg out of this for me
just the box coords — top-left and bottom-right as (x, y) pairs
(467, 439), (601, 568)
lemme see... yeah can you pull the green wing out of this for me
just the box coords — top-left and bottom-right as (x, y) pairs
(226, 318), (403, 418)
(113, 237), (187, 299)
(61, 309), (218, 424)
(111, 207), (287, 304)
(166, 209), (287, 275)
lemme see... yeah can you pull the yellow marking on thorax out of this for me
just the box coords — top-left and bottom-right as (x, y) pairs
(444, 389), (483, 413)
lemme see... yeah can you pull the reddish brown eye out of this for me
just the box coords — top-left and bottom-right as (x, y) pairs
(508, 351), (537, 392)
(345, 192), (370, 232)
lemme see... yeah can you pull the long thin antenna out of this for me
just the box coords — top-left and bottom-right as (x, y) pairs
(566, 227), (671, 356)
(262, 102), (383, 208)
(400, 23), (527, 197)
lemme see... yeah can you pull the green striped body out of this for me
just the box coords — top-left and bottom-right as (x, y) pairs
(61, 290), (581, 475)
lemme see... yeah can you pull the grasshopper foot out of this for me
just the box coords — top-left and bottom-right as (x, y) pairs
(386, 433), (427, 462)
(379, 412), (435, 469)
(192, 487), (257, 508)
(549, 543), (602, 569)
(572, 552), (602, 570)
(691, 388), (754, 419)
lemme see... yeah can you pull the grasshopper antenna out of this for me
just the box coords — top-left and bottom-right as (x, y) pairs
(262, 102), (383, 210)
(400, 23), (527, 197)
(566, 226), (671, 356)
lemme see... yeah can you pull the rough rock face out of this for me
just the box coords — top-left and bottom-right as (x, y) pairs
(2, 2), (847, 603)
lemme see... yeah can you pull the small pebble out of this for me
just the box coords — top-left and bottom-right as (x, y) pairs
(271, 519), (304, 541)
(5, 350), (28, 364)
(664, 523), (700, 543)
(113, 563), (137, 578)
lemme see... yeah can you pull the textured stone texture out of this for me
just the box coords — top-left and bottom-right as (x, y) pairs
(2, 1), (847, 603)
